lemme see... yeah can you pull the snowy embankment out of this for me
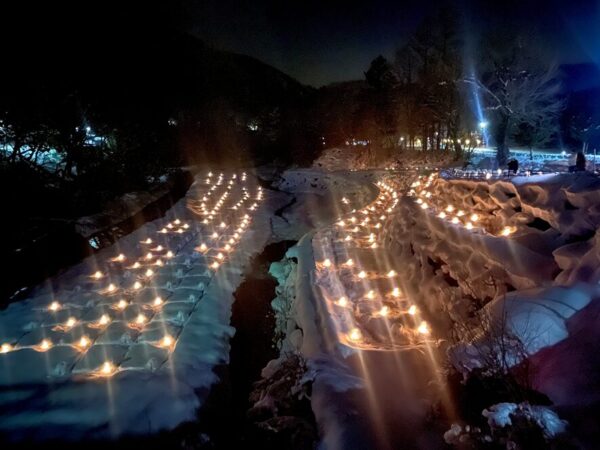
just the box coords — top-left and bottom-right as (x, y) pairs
(386, 171), (600, 409)
(0, 170), (289, 441)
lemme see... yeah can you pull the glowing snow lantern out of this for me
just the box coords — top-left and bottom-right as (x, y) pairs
(500, 226), (515, 236)
(100, 361), (116, 376)
(49, 301), (61, 312)
(116, 299), (128, 310)
(153, 297), (163, 307)
(99, 314), (111, 325)
(451, 217), (459, 224)
(358, 271), (367, 279)
(417, 321), (430, 335)
(93, 270), (103, 280)
(387, 270), (396, 278)
(1, 343), (13, 353)
(166, 251), (174, 258)
(323, 259), (332, 268)
(160, 335), (174, 349)
(211, 261), (220, 269)
(408, 305), (417, 315)
(470, 213), (479, 222)
(391, 287), (401, 298)
(379, 306), (390, 317)
(348, 328), (362, 342)
(438, 211), (446, 219)
(38, 339), (52, 351)
(113, 253), (126, 262)
(78, 336), (91, 349)
(337, 296), (348, 307)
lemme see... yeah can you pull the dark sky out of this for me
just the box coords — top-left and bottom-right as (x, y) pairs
(182, 0), (600, 86)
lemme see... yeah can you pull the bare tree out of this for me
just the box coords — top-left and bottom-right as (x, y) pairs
(464, 34), (564, 166)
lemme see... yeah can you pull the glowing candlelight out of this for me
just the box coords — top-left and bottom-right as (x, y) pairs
(93, 270), (103, 280)
(344, 258), (354, 267)
(337, 296), (348, 307)
(470, 213), (479, 222)
(65, 317), (76, 329)
(77, 336), (91, 349)
(358, 271), (367, 279)
(348, 328), (362, 342)
(100, 361), (115, 376)
(38, 339), (52, 351)
(174, 219), (181, 225)
(465, 222), (473, 230)
(145, 269), (154, 278)
(387, 270), (396, 278)
(323, 259), (332, 268)
(1, 343), (13, 353)
(379, 306), (389, 317)
(116, 299), (128, 310)
(391, 287), (401, 298)
(446, 205), (454, 213)
(500, 226), (515, 236)
(144, 238), (152, 244)
(451, 217), (459, 224)
(132, 262), (141, 269)
(198, 243), (208, 252)
(49, 301), (61, 312)
(417, 321), (430, 335)
(153, 297), (163, 307)
(371, 242), (378, 249)
(160, 335), (174, 348)
(457, 210), (465, 217)
(135, 314), (146, 325)
(211, 261), (220, 269)
(366, 290), (375, 300)
(146, 252), (153, 260)
(112, 253), (126, 262)
(155, 259), (164, 267)
(133, 281), (142, 290)
(408, 305), (417, 315)
(99, 314), (111, 325)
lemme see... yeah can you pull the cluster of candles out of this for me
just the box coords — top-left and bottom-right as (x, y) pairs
(1, 170), (262, 379)
(408, 173), (516, 237)
(193, 172), (263, 271)
(317, 176), (431, 347)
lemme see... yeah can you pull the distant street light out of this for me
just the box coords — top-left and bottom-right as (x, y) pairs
(478, 121), (488, 129)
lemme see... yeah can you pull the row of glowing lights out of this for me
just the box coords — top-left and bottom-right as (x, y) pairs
(1, 174), (262, 376)
(321, 179), (430, 345)
(0, 224), (188, 374)
(409, 174), (516, 237)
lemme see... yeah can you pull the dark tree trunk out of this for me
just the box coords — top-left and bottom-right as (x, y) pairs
(495, 114), (510, 167)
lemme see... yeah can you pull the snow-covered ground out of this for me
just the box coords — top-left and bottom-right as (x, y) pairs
(0, 170), (289, 441)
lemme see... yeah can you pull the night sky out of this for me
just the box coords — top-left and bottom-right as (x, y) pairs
(182, 0), (600, 86)
(3, 0), (600, 88)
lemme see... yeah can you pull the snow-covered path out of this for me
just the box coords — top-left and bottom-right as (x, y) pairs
(291, 172), (451, 449)
(0, 170), (286, 441)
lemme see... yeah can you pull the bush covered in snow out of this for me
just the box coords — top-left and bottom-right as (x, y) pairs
(444, 402), (569, 450)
